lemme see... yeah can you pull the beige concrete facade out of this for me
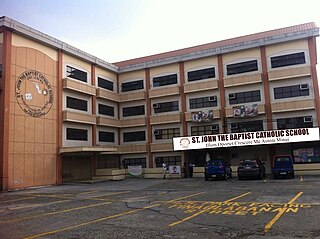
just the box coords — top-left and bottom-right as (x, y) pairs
(1, 17), (320, 190)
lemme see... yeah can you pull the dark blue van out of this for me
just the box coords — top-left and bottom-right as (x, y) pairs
(272, 155), (294, 179)
(204, 159), (232, 181)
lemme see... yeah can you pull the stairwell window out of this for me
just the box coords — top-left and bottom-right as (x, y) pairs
(123, 105), (145, 117)
(153, 74), (177, 87)
(123, 131), (146, 142)
(98, 77), (114, 91)
(66, 65), (87, 83)
(121, 80), (144, 92)
(66, 128), (88, 141)
(98, 131), (115, 142)
(226, 60), (258, 76)
(98, 103), (114, 117)
(66, 96), (88, 112)
(271, 52), (306, 68)
(187, 67), (215, 82)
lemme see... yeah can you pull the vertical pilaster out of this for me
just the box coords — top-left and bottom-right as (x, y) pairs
(117, 74), (121, 147)
(308, 37), (320, 127)
(179, 62), (187, 136)
(217, 55), (226, 133)
(179, 62), (189, 166)
(56, 50), (63, 185)
(0, 29), (12, 191)
(91, 64), (97, 176)
(145, 68), (153, 167)
(260, 46), (273, 130)
(91, 64), (96, 146)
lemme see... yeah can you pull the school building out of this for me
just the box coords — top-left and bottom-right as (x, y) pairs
(0, 16), (319, 190)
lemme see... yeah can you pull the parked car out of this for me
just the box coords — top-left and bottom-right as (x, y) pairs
(204, 159), (232, 181)
(237, 159), (265, 180)
(272, 155), (294, 179)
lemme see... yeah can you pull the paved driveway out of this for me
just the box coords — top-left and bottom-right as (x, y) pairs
(1, 176), (320, 239)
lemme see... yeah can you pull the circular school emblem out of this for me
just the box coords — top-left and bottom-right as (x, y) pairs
(15, 70), (53, 117)
(180, 138), (190, 148)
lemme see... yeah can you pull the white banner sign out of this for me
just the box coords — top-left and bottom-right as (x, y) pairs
(169, 165), (181, 175)
(128, 166), (142, 176)
(173, 128), (319, 151)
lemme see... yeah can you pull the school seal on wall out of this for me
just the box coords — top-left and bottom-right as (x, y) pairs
(15, 70), (53, 117)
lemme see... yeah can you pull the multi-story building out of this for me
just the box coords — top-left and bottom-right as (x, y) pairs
(0, 16), (319, 190)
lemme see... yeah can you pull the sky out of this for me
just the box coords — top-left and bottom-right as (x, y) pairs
(0, 0), (320, 65)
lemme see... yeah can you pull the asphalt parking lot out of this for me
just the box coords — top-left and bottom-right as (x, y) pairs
(1, 176), (320, 239)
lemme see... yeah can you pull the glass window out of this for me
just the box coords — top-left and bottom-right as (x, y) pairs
(98, 131), (115, 142)
(122, 157), (146, 169)
(189, 96), (217, 109)
(226, 60), (258, 76)
(271, 52), (306, 68)
(123, 131), (146, 142)
(229, 90), (261, 105)
(191, 125), (219, 136)
(98, 104), (114, 117)
(66, 96), (87, 111)
(98, 77), (114, 91)
(155, 156), (181, 167)
(123, 105), (145, 117)
(66, 65), (87, 82)
(154, 128), (180, 140)
(121, 80), (144, 92)
(274, 84), (309, 99)
(66, 128), (88, 141)
(187, 67), (215, 82)
(277, 116), (313, 130)
(231, 120), (263, 133)
(154, 101), (179, 113)
(153, 74), (177, 87)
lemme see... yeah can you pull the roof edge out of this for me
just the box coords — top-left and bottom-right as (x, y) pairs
(0, 16), (119, 72)
(114, 22), (319, 72)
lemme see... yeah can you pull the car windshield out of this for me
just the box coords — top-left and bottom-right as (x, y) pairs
(239, 161), (256, 166)
(208, 160), (222, 166)
(276, 157), (291, 162)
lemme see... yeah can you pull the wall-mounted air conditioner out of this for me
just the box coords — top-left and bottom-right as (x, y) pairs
(211, 125), (219, 131)
(300, 84), (309, 90)
(228, 93), (236, 99)
(208, 96), (217, 102)
(303, 116), (312, 123)
(230, 123), (238, 129)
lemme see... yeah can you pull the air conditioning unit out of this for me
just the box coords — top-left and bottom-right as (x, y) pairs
(230, 123), (238, 129)
(152, 103), (160, 109)
(303, 116), (312, 123)
(154, 130), (160, 135)
(300, 84), (309, 90)
(208, 96), (217, 102)
(228, 93), (236, 99)
(211, 125), (219, 131)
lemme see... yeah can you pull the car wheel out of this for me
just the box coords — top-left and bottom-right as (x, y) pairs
(205, 175), (208, 181)
(291, 173), (295, 179)
(223, 173), (228, 181)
